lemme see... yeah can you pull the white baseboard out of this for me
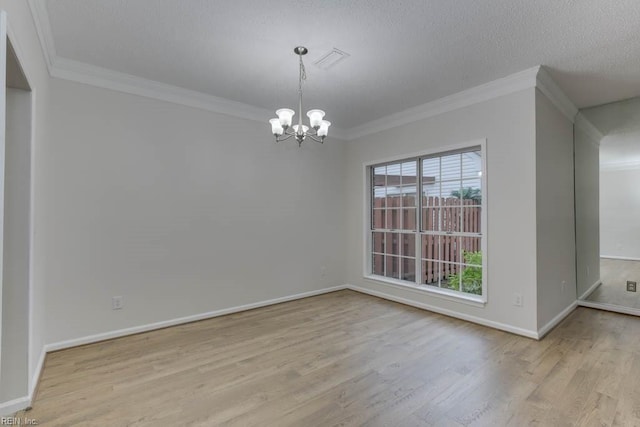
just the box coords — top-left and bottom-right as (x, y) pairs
(29, 347), (46, 398)
(344, 284), (539, 339)
(577, 300), (640, 317)
(0, 348), (45, 416)
(45, 285), (347, 352)
(579, 280), (602, 300)
(600, 255), (640, 262)
(537, 301), (578, 339)
(0, 396), (30, 417)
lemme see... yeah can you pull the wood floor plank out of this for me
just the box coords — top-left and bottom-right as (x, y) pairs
(15, 290), (640, 426)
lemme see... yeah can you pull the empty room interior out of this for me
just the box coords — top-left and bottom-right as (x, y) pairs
(2, 1), (640, 425)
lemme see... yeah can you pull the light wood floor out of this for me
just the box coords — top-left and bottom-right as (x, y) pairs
(586, 258), (640, 309)
(16, 290), (640, 426)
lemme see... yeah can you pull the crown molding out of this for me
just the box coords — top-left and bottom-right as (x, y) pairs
(50, 58), (349, 139)
(27, 0), (55, 73)
(345, 65), (581, 140)
(574, 112), (603, 146)
(27, 4), (576, 142)
(344, 66), (542, 140)
(52, 57), (277, 122)
(535, 66), (579, 122)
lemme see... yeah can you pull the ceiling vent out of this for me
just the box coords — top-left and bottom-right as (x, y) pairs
(313, 48), (350, 70)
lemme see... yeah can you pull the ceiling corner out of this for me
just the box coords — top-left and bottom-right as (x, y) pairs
(535, 66), (579, 123)
(27, 0), (57, 74)
(575, 112), (604, 144)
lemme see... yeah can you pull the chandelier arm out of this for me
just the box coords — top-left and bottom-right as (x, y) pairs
(276, 133), (295, 142)
(307, 134), (324, 144)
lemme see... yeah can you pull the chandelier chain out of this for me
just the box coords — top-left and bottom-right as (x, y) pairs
(298, 54), (306, 94)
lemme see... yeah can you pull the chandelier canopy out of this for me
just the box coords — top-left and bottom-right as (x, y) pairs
(269, 46), (330, 146)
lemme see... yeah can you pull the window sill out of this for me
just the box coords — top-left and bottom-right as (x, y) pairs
(363, 275), (487, 308)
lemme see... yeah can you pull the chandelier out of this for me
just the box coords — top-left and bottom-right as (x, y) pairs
(269, 46), (331, 146)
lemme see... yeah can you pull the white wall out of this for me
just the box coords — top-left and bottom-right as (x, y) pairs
(1, 88), (31, 401)
(535, 90), (576, 329)
(345, 89), (539, 335)
(574, 121), (600, 298)
(600, 168), (640, 259)
(42, 78), (347, 344)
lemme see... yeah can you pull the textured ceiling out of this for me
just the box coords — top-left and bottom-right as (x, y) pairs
(44, 0), (640, 130)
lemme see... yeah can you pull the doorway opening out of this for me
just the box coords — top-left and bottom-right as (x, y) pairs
(0, 35), (33, 403)
(576, 97), (640, 315)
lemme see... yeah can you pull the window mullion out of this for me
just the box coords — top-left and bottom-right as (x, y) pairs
(458, 154), (463, 292)
(370, 167), (375, 231)
(383, 166), (388, 277)
(416, 159), (422, 285)
(438, 157), (443, 288)
(399, 163), (404, 280)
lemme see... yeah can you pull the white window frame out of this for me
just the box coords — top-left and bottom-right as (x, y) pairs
(362, 139), (488, 306)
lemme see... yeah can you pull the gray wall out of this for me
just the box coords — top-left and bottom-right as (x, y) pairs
(535, 89), (576, 329)
(0, 88), (31, 401)
(42, 78), (347, 344)
(600, 168), (640, 259)
(574, 123), (601, 298)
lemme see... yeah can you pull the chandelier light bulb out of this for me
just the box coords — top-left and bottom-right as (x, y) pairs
(306, 109), (325, 129)
(269, 118), (284, 136)
(276, 108), (295, 128)
(317, 120), (331, 137)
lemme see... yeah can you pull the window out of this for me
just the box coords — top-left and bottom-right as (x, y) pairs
(369, 144), (485, 299)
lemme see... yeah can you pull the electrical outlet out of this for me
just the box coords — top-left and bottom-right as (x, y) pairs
(513, 293), (523, 307)
(112, 296), (124, 310)
(561, 280), (567, 293)
(627, 281), (637, 292)
(320, 266), (327, 277)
